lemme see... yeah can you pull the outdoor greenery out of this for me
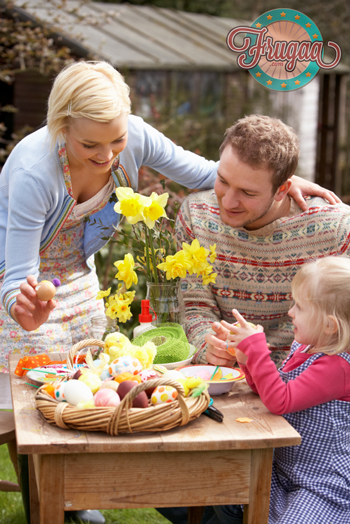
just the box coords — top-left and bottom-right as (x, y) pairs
(0, 441), (169, 524)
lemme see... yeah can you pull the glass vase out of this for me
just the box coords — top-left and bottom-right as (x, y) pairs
(89, 314), (119, 357)
(146, 281), (185, 328)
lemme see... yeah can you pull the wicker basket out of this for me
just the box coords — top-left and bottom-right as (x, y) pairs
(35, 339), (210, 435)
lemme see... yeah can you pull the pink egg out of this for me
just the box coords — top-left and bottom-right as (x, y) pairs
(94, 388), (120, 407)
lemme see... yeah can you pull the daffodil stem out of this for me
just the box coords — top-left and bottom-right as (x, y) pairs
(143, 223), (152, 281)
(148, 228), (159, 284)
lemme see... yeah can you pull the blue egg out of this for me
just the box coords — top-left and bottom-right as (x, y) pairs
(100, 369), (112, 381)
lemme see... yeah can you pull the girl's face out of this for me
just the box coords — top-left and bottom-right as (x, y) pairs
(288, 296), (318, 347)
(64, 114), (128, 175)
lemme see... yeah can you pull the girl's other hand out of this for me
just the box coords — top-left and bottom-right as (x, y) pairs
(205, 321), (237, 367)
(10, 275), (57, 331)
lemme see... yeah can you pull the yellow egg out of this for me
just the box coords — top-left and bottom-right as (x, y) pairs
(78, 372), (101, 394)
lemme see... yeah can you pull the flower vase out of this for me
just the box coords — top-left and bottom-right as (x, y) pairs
(146, 281), (185, 328)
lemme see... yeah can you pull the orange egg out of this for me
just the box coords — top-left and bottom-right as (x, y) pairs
(43, 384), (55, 398)
(35, 281), (57, 301)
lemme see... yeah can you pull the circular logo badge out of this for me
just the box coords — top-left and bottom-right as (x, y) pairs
(247, 8), (321, 91)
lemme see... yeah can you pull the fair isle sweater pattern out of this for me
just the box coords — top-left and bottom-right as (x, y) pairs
(176, 190), (350, 367)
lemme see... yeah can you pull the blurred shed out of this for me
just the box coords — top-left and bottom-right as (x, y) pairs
(3, 0), (350, 192)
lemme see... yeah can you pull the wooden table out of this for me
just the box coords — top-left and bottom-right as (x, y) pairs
(9, 353), (301, 524)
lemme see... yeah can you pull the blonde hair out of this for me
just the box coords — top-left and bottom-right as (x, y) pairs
(220, 115), (299, 193)
(291, 256), (350, 355)
(47, 61), (131, 144)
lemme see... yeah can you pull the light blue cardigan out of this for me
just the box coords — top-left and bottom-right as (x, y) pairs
(0, 115), (217, 315)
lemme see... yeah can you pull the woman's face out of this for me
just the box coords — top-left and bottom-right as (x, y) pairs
(64, 114), (128, 175)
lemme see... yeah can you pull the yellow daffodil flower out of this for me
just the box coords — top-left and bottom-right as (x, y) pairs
(96, 288), (111, 300)
(199, 265), (217, 285)
(209, 244), (217, 264)
(114, 187), (145, 224)
(182, 239), (209, 274)
(142, 192), (169, 229)
(157, 251), (192, 280)
(114, 253), (138, 289)
(115, 302), (132, 323)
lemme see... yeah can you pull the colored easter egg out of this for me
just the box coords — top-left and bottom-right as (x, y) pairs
(64, 380), (93, 406)
(139, 369), (158, 397)
(227, 322), (257, 356)
(54, 382), (67, 402)
(117, 381), (148, 408)
(35, 280), (57, 301)
(99, 369), (112, 381)
(94, 388), (121, 407)
(100, 380), (119, 392)
(151, 386), (178, 405)
(78, 373), (101, 394)
(108, 356), (143, 378)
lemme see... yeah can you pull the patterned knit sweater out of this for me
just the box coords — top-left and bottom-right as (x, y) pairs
(176, 190), (350, 367)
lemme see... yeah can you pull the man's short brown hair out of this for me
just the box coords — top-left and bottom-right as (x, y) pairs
(219, 115), (299, 192)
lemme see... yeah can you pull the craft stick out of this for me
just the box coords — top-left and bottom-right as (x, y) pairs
(25, 383), (40, 388)
(210, 365), (219, 380)
(22, 368), (57, 375)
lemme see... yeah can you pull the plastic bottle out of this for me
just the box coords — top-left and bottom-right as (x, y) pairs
(133, 300), (156, 338)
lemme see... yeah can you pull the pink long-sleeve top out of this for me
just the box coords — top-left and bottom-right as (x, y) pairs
(237, 333), (350, 415)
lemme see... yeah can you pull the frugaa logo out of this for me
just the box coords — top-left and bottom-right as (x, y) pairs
(227, 8), (342, 91)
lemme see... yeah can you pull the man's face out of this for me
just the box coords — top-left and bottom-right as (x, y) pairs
(214, 146), (279, 230)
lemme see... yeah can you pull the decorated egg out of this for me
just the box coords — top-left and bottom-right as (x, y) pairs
(117, 381), (148, 408)
(100, 369), (112, 381)
(35, 280), (57, 301)
(151, 386), (178, 405)
(64, 379), (93, 406)
(108, 356), (143, 378)
(54, 382), (67, 402)
(100, 379), (119, 392)
(115, 372), (142, 384)
(139, 369), (158, 397)
(94, 389), (120, 407)
(78, 373), (101, 394)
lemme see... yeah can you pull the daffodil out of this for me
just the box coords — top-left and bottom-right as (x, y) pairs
(96, 288), (111, 300)
(114, 187), (145, 224)
(209, 244), (217, 264)
(142, 192), (169, 229)
(199, 266), (217, 285)
(114, 253), (138, 289)
(157, 251), (192, 280)
(182, 239), (209, 274)
(115, 302), (132, 323)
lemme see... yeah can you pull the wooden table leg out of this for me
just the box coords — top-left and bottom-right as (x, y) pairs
(28, 455), (40, 524)
(243, 448), (273, 524)
(37, 455), (65, 524)
(188, 506), (205, 524)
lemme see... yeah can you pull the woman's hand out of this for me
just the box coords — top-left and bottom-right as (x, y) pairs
(289, 176), (341, 211)
(10, 275), (57, 331)
(205, 321), (236, 367)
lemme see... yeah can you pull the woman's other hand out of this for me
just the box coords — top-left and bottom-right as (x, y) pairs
(205, 321), (237, 367)
(289, 176), (341, 211)
(10, 275), (57, 331)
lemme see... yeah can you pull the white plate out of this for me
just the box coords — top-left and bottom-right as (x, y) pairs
(26, 364), (84, 386)
(176, 364), (245, 395)
(159, 344), (197, 370)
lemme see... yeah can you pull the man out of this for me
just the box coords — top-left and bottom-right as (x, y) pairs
(176, 114), (350, 368)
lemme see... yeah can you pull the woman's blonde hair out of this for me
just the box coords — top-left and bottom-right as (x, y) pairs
(291, 256), (350, 355)
(47, 61), (131, 144)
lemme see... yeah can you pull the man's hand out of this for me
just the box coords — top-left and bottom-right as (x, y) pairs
(10, 275), (57, 331)
(205, 321), (236, 367)
(289, 176), (341, 211)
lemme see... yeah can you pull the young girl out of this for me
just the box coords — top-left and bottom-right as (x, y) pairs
(207, 255), (350, 524)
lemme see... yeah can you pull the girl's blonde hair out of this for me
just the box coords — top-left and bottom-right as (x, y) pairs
(291, 256), (350, 355)
(47, 61), (131, 144)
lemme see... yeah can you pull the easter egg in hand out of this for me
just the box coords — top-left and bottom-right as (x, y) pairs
(227, 322), (257, 356)
(64, 380), (93, 406)
(35, 280), (57, 301)
(109, 356), (143, 378)
(151, 386), (178, 405)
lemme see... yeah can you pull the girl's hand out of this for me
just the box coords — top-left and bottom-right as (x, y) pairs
(289, 176), (341, 211)
(221, 309), (264, 348)
(205, 321), (237, 367)
(10, 275), (57, 331)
